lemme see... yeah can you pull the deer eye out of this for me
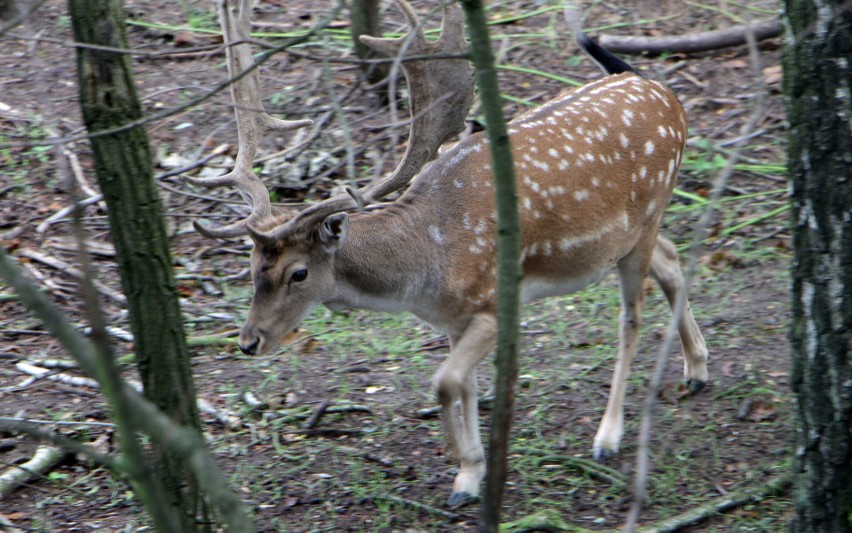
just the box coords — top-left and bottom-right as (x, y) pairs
(290, 269), (308, 283)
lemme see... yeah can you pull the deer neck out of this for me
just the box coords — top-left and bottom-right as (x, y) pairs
(325, 201), (444, 314)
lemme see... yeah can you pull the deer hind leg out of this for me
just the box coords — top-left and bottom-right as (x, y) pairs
(649, 235), (710, 392)
(593, 236), (655, 462)
(432, 313), (497, 508)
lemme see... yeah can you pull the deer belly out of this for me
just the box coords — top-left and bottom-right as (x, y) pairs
(520, 267), (610, 303)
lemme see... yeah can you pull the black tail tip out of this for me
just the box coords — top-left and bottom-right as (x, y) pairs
(576, 31), (636, 76)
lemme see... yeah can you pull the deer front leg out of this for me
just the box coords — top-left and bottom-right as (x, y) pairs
(432, 313), (497, 508)
(649, 236), (710, 392)
(593, 244), (652, 462)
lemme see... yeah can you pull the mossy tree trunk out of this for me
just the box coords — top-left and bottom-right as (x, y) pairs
(68, 0), (209, 529)
(783, 0), (852, 531)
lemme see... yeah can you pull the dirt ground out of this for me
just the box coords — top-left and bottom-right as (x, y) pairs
(1, 0), (792, 531)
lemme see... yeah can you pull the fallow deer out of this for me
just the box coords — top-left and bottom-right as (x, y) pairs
(186, 0), (710, 507)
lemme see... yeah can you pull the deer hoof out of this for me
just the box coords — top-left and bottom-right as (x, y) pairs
(593, 447), (615, 463)
(446, 491), (479, 508)
(686, 379), (707, 394)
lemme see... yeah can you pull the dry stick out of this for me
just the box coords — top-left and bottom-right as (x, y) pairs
(598, 18), (781, 54)
(0, 445), (68, 500)
(37, 143), (230, 234)
(303, 400), (332, 429)
(14, 361), (100, 388)
(637, 473), (792, 533)
(0, 418), (120, 471)
(15, 248), (126, 305)
(622, 25), (769, 532)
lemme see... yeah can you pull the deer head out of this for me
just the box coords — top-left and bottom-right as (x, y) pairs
(185, 0), (474, 354)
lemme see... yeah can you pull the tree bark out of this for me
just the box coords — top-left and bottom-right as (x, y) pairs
(458, 0), (522, 530)
(783, 0), (852, 531)
(68, 1), (208, 529)
(350, 0), (389, 101)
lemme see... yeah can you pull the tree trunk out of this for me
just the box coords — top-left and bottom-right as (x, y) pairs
(350, 0), (389, 101)
(783, 1), (852, 531)
(458, 1), (522, 530)
(0, 0), (19, 22)
(68, 1), (209, 529)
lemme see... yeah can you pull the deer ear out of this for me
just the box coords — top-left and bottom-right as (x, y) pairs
(316, 213), (349, 249)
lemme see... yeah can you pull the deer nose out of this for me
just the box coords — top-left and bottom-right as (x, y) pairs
(239, 336), (260, 356)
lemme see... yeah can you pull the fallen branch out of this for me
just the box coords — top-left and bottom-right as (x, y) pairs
(303, 400), (332, 429)
(12, 360), (241, 429)
(15, 248), (126, 305)
(0, 445), (68, 500)
(598, 18), (780, 55)
(15, 361), (100, 389)
(638, 474), (792, 533)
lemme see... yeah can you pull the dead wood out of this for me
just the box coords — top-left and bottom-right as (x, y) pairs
(598, 18), (780, 55)
(0, 445), (68, 500)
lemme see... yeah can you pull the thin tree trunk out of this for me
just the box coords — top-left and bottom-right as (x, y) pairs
(68, 1), (209, 529)
(350, 0), (389, 100)
(458, 1), (522, 531)
(783, 0), (852, 530)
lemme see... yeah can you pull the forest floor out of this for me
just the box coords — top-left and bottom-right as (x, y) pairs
(0, 0), (793, 531)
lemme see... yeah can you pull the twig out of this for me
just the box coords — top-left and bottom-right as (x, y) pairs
(303, 400), (332, 429)
(0, 419), (120, 471)
(15, 248), (126, 305)
(14, 361), (100, 389)
(287, 428), (364, 437)
(36, 194), (103, 233)
(637, 474), (792, 533)
(0, 416), (115, 429)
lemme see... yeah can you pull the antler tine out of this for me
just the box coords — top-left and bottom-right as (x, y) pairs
(184, 0), (312, 239)
(259, 0), (474, 242)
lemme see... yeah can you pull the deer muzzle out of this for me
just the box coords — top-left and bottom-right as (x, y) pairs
(238, 325), (264, 356)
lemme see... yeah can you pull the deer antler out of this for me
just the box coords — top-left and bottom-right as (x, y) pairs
(253, 0), (474, 243)
(183, 0), (312, 238)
